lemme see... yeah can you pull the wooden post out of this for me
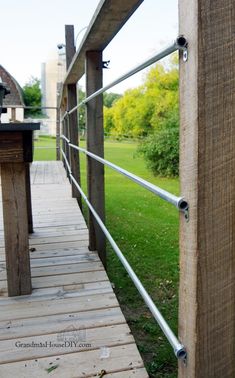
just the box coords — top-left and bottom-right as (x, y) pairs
(65, 25), (82, 207)
(56, 92), (61, 161)
(179, 1), (235, 376)
(1, 163), (32, 296)
(56, 110), (61, 161)
(0, 124), (39, 296)
(25, 163), (33, 233)
(86, 51), (106, 267)
(61, 119), (66, 168)
(64, 116), (70, 179)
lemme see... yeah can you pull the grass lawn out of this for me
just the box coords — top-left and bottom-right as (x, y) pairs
(35, 137), (179, 378)
(34, 135), (56, 161)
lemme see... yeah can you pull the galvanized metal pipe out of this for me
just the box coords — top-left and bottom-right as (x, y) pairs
(61, 111), (69, 123)
(34, 146), (56, 150)
(69, 143), (188, 212)
(61, 134), (70, 144)
(60, 147), (186, 360)
(61, 148), (71, 174)
(68, 36), (187, 116)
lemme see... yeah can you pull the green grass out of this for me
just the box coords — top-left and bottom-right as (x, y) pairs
(35, 138), (179, 377)
(34, 135), (56, 161)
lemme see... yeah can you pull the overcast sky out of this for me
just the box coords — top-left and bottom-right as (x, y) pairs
(1, 0), (178, 93)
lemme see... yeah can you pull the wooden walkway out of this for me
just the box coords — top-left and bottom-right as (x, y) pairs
(0, 161), (147, 377)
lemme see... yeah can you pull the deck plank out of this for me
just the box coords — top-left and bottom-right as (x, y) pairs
(0, 324), (134, 364)
(0, 307), (125, 340)
(0, 344), (146, 378)
(0, 161), (147, 377)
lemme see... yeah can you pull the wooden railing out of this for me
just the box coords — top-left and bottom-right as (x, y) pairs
(58, 0), (235, 376)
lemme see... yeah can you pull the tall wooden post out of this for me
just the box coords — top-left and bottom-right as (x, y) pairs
(86, 51), (106, 268)
(65, 25), (81, 207)
(56, 107), (60, 161)
(1, 163), (31, 296)
(179, 1), (235, 376)
(0, 124), (39, 296)
(61, 119), (66, 168)
(25, 163), (33, 234)
(64, 116), (70, 180)
(56, 86), (61, 161)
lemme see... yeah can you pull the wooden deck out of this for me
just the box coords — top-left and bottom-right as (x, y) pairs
(0, 161), (147, 377)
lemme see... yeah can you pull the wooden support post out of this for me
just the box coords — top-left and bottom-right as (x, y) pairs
(62, 119), (66, 168)
(1, 163), (32, 296)
(56, 103), (61, 161)
(64, 116), (70, 178)
(56, 110), (60, 160)
(25, 163), (33, 233)
(65, 25), (82, 206)
(179, 1), (235, 376)
(86, 50), (106, 268)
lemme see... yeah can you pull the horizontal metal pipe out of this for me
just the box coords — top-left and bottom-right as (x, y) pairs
(0, 105), (58, 110)
(24, 106), (58, 110)
(68, 99), (85, 115)
(61, 111), (68, 123)
(34, 146), (56, 150)
(60, 148), (186, 360)
(69, 143), (188, 211)
(61, 149), (71, 173)
(61, 134), (70, 143)
(68, 37), (187, 116)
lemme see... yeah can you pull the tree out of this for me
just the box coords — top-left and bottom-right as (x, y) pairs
(138, 110), (179, 176)
(103, 92), (122, 108)
(77, 86), (86, 133)
(103, 54), (180, 175)
(104, 106), (114, 136)
(22, 77), (42, 117)
(137, 56), (179, 176)
(103, 56), (179, 139)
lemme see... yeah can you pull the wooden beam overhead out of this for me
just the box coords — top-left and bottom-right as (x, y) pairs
(64, 0), (144, 85)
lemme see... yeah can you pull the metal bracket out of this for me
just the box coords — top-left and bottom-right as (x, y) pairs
(184, 208), (189, 222)
(182, 353), (187, 366)
(178, 198), (189, 222)
(183, 47), (188, 62)
(102, 60), (110, 69)
(176, 35), (188, 62)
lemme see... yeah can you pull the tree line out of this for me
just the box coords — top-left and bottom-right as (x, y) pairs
(103, 56), (179, 176)
(23, 56), (179, 176)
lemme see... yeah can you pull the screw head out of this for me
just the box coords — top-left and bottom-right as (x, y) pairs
(183, 50), (188, 62)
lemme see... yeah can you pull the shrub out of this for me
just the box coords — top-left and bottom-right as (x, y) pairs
(22, 77), (42, 117)
(138, 111), (179, 177)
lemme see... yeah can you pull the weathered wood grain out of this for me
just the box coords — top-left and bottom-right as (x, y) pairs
(65, 25), (82, 204)
(25, 163), (33, 233)
(0, 307), (124, 340)
(63, 0), (144, 85)
(0, 324), (133, 363)
(0, 344), (145, 377)
(0, 161), (147, 376)
(179, 1), (235, 376)
(86, 50), (106, 267)
(0, 132), (23, 163)
(1, 163), (31, 296)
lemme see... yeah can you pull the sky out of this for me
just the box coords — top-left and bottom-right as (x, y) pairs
(0, 0), (178, 93)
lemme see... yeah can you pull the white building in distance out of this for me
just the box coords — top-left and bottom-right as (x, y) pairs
(41, 50), (66, 135)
